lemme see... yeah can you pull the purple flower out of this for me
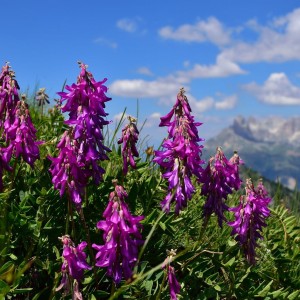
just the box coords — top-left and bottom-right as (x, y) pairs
(117, 116), (139, 175)
(49, 130), (89, 205)
(0, 64), (41, 176)
(92, 180), (144, 285)
(56, 235), (91, 298)
(199, 147), (242, 227)
(49, 62), (111, 205)
(0, 63), (20, 129)
(5, 96), (42, 167)
(228, 178), (271, 265)
(162, 249), (181, 300)
(153, 88), (204, 214)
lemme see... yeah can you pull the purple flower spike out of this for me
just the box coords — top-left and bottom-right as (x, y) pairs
(0, 64), (41, 176)
(117, 116), (139, 175)
(199, 147), (242, 227)
(5, 95), (42, 167)
(56, 235), (91, 298)
(154, 88), (204, 214)
(0, 63), (20, 129)
(92, 179), (144, 285)
(162, 249), (181, 300)
(49, 62), (111, 206)
(228, 178), (271, 265)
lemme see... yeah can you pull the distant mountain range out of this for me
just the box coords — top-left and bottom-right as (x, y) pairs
(203, 116), (300, 190)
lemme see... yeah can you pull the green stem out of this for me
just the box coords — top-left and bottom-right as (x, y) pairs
(136, 209), (165, 270)
(109, 247), (190, 300)
(79, 208), (99, 284)
(155, 270), (167, 300)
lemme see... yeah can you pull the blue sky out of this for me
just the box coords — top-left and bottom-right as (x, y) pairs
(1, 0), (300, 146)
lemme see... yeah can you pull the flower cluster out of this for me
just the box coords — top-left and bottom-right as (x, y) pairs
(49, 62), (111, 205)
(92, 180), (144, 285)
(162, 249), (181, 300)
(199, 147), (242, 227)
(117, 116), (139, 175)
(0, 63), (41, 190)
(5, 95), (42, 167)
(0, 63), (20, 130)
(154, 88), (204, 214)
(35, 87), (50, 107)
(228, 178), (271, 264)
(56, 235), (91, 299)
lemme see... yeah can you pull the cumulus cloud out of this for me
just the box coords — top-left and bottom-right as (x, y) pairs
(144, 112), (161, 128)
(110, 58), (244, 100)
(109, 77), (182, 99)
(244, 73), (300, 105)
(176, 56), (245, 79)
(219, 8), (300, 63)
(93, 37), (117, 48)
(116, 18), (137, 32)
(136, 67), (153, 76)
(189, 95), (215, 113)
(159, 17), (231, 46)
(215, 95), (237, 109)
(113, 112), (128, 124)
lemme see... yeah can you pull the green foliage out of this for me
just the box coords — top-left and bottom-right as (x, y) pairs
(0, 99), (299, 300)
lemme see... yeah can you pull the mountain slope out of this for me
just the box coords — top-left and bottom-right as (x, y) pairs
(203, 116), (300, 190)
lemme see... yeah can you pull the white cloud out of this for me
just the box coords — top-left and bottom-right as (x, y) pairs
(176, 56), (245, 79)
(116, 18), (137, 33)
(220, 8), (300, 63)
(136, 67), (153, 76)
(158, 17), (231, 46)
(189, 95), (215, 113)
(109, 77), (182, 99)
(113, 112), (128, 123)
(110, 57), (244, 99)
(244, 73), (300, 105)
(93, 37), (117, 48)
(144, 112), (161, 128)
(215, 95), (237, 109)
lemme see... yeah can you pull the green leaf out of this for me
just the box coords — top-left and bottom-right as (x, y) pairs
(255, 280), (273, 297)
(94, 290), (110, 298)
(223, 257), (235, 267)
(214, 285), (222, 292)
(288, 290), (300, 300)
(159, 221), (166, 231)
(0, 280), (10, 296)
(270, 288), (284, 298)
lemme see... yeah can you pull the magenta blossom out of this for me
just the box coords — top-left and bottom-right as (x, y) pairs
(199, 147), (242, 227)
(56, 235), (91, 299)
(0, 64), (41, 185)
(49, 62), (111, 205)
(154, 88), (204, 214)
(162, 249), (181, 300)
(228, 178), (271, 265)
(117, 116), (139, 175)
(5, 96), (42, 167)
(92, 180), (144, 285)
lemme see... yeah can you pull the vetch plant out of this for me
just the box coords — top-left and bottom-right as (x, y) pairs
(56, 235), (91, 299)
(117, 116), (139, 175)
(154, 88), (204, 214)
(200, 147), (242, 227)
(5, 94), (42, 168)
(49, 62), (111, 206)
(92, 179), (144, 285)
(228, 178), (271, 264)
(162, 249), (181, 300)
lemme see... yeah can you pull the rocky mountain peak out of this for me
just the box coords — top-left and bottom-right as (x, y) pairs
(231, 115), (300, 145)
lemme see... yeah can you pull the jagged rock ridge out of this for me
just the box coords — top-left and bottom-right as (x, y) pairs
(204, 116), (300, 190)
